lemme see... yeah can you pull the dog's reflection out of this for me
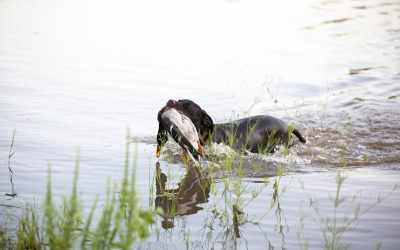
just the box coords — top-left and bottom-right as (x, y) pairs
(155, 162), (211, 229)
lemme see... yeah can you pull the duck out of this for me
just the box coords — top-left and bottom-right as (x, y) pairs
(160, 99), (214, 145)
(157, 105), (204, 161)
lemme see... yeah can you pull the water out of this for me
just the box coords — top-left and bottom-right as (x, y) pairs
(1, 0), (399, 249)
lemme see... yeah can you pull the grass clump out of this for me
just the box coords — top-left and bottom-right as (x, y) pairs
(14, 136), (159, 250)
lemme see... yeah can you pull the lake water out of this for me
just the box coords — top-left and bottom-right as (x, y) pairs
(1, 0), (399, 249)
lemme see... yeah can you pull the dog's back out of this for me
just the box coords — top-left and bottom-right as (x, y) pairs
(213, 115), (306, 153)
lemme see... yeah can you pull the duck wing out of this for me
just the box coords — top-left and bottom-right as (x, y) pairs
(161, 108), (203, 159)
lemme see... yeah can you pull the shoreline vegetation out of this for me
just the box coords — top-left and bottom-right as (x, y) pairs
(1, 129), (399, 249)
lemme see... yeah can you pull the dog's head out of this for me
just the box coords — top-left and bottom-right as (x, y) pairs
(158, 99), (214, 144)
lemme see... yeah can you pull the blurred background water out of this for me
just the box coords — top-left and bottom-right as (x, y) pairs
(0, 0), (399, 249)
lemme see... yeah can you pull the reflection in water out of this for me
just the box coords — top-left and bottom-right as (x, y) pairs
(198, 205), (245, 249)
(155, 162), (211, 229)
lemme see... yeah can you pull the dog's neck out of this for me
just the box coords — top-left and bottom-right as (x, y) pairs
(211, 123), (230, 144)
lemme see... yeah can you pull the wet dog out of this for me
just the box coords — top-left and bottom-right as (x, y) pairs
(158, 99), (306, 154)
(212, 115), (306, 153)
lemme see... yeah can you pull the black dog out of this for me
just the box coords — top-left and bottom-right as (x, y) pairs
(212, 115), (306, 153)
(157, 99), (306, 154)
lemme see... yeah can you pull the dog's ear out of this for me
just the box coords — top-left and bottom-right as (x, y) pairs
(198, 112), (214, 145)
(157, 107), (164, 122)
(166, 99), (177, 106)
(201, 112), (214, 133)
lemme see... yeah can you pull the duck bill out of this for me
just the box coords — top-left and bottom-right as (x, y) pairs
(198, 143), (204, 156)
(156, 146), (161, 157)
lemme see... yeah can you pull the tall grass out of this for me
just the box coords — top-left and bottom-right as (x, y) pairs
(13, 134), (159, 250)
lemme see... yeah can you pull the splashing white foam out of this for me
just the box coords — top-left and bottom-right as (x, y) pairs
(208, 143), (311, 166)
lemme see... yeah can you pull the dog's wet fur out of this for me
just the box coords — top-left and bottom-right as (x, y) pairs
(213, 115), (306, 153)
(158, 99), (306, 154)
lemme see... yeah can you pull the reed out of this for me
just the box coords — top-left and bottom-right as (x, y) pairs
(13, 134), (159, 250)
(1, 227), (14, 250)
(6, 129), (17, 197)
(298, 171), (399, 250)
(190, 117), (293, 247)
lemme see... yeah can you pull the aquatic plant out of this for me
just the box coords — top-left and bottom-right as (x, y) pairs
(199, 122), (293, 246)
(12, 134), (159, 250)
(153, 127), (278, 247)
(0, 228), (13, 250)
(6, 129), (17, 197)
(298, 171), (399, 250)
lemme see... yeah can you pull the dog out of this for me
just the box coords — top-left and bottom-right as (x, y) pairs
(158, 99), (306, 154)
(212, 115), (306, 153)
